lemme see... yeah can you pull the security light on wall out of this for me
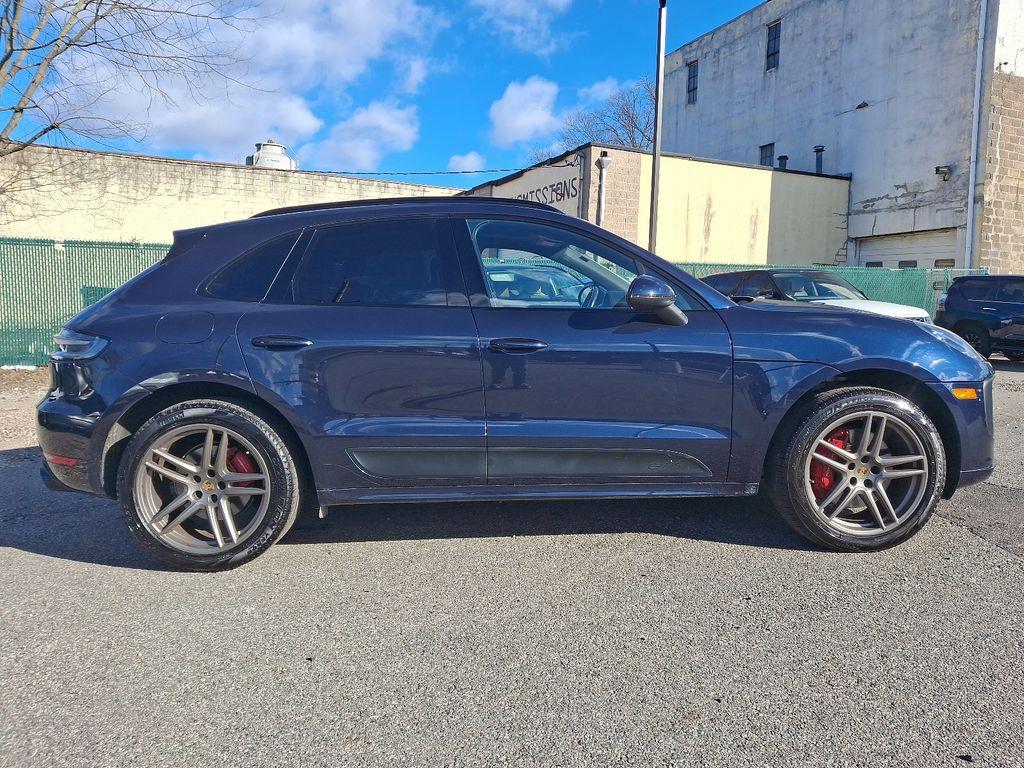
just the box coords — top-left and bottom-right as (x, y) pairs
(935, 165), (951, 181)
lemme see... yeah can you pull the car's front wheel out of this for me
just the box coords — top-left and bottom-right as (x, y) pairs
(767, 387), (945, 551)
(117, 399), (302, 570)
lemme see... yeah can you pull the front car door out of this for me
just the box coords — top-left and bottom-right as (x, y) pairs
(451, 215), (734, 487)
(237, 215), (486, 498)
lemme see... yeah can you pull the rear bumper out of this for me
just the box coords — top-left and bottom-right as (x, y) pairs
(36, 393), (101, 495)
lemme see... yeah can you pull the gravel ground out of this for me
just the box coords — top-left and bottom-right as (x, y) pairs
(1, 364), (1022, 767)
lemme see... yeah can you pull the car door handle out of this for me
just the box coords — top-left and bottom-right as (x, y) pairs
(251, 335), (313, 350)
(488, 338), (549, 354)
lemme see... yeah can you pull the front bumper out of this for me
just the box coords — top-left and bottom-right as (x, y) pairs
(927, 377), (995, 495)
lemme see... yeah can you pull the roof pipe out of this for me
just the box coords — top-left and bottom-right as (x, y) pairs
(596, 151), (613, 227)
(965, 0), (991, 270)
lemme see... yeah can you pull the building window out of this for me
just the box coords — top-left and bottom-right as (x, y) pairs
(686, 60), (699, 104)
(865, 261), (884, 268)
(934, 258), (956, 268)
(759, 143), (775, 167)
(766, 20), (781, 70)
(898, 260), (919, 269)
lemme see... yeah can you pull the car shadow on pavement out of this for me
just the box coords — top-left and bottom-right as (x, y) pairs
(282, 495), (819, 552)
(990, 359), (1024, 373)
(1, 446), (818, 570)
(0, 447), (177, 571)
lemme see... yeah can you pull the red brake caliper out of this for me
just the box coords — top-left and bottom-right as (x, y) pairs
(810, 428), (851, 500)
(226, 447), (257, 487)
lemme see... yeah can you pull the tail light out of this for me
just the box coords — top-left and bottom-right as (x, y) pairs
(52, 329), (107, 361)
(937, 293), (948, 312)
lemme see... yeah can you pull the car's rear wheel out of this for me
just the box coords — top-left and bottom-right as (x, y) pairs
(117, 399), (301, 571)
(1004, 351), (1024, 363)
(956, 323), (991, 358)
(767, 387), (945, 551)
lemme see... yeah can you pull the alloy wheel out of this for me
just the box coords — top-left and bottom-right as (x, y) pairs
(133, 424), (270, 554)
(802, 411), (929, 537)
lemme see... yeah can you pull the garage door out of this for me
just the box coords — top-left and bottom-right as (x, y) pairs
(856, 229), (960, 269)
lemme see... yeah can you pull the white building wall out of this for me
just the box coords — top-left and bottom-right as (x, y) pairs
(663, 0), (991, 247)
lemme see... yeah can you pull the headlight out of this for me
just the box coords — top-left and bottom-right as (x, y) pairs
(52, 329), (108, 361)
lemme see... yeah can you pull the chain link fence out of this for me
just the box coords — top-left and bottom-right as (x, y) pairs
(0, 237), (988, 366)
(0, 237), (169, 366)
(676, 262), (988, 317)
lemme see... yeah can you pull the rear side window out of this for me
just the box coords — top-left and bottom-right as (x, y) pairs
(206, 233), (298, 302)
(288, 219), (449, 306)
(704, 273), (742, 295)
(740, 273), (775, 297)
(957, 280), (995, 301)
(995, 280), (1024, 303)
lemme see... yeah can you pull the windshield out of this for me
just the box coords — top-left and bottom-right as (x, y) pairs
(771, 272), (867, 301)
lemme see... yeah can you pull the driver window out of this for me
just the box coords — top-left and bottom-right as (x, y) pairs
(464, 218), (640, 310)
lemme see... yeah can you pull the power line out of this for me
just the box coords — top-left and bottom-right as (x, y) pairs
(324, 167), (526, 177)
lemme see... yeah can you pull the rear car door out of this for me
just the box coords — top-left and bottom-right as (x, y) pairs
(236, 216), (486, 496)
(452, 215), (734, 486)
(988, 278), (1024, 348)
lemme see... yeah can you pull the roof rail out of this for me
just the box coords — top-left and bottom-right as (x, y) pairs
(251, 196), (560, 218)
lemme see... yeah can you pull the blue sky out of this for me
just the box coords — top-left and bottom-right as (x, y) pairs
(93, 0), (759, 188)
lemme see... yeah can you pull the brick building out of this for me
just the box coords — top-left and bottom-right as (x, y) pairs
(662, 0), (1024, 272)
(465, 143), (850, 266)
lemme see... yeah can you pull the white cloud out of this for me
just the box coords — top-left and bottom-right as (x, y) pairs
(300, 101), (419, 171)
(448, 151), (487, 172)
(470, 0), (573, 55)
(61, 0), (444, 162)
(489, 76), (562, 148)
(399, 57), (431, 94)
(578, 77), (623, 105)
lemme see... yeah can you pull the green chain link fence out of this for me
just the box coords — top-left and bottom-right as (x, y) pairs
(1, 237), (169, 366)
(675, 262), (988, 317)
(0, 237), (988, 366)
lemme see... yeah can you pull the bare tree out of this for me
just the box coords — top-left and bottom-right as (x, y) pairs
(0, 0), (255, 159)
(543, 76), (656, 159)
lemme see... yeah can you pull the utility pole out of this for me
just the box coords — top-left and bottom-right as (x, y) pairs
(649, 0), (668, 254)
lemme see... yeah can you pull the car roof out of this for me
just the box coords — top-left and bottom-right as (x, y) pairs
(251, 196), (559, 219)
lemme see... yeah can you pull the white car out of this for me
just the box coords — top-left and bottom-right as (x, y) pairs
(703, 269), (933, 323)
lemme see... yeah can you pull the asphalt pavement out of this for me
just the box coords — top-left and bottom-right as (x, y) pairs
(1, 365), (1022, 767)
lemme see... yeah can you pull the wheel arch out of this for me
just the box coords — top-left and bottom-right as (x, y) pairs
(763, 368), (961, 498)
(100, 380), (314, 500)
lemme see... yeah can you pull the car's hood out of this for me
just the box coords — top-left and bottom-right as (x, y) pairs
(720, 300), (991, 382)
(808, 298), (931, 320)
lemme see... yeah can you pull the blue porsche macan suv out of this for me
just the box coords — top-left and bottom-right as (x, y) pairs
(37, 197), (995, 570)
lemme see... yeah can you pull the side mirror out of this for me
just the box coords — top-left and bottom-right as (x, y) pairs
(627, 275), (688, 326)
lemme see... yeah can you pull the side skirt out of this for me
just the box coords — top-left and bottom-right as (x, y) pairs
(318, 482), (760, 507)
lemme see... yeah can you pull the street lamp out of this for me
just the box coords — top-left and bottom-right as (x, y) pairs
(649, 0), (667, 254)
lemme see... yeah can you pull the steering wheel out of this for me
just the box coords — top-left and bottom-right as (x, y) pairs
(578, 282), (603, 308)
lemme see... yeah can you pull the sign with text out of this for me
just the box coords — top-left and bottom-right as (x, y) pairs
(493, 160), (583, 217)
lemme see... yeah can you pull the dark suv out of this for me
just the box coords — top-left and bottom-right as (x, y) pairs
(936, 275), (1024, 360)
(37, 197), (994, 570)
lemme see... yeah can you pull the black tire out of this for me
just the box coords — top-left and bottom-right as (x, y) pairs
(766, 387), (946, 552)
(116, 399), (303, 571)
(956, 322), (991, 358)
(1004, 351), (1024, 363)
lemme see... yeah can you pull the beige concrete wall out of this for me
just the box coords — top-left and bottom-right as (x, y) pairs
(627, 151), (848, 265)
(0, 145), (457, 243)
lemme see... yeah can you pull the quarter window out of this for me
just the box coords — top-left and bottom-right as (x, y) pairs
(766, 20), (781, 70)
(287, 219), (450, 306)
(686, 60), (699, 104)
(958, 280), (994, 301)
(205, 233), (299, 302)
